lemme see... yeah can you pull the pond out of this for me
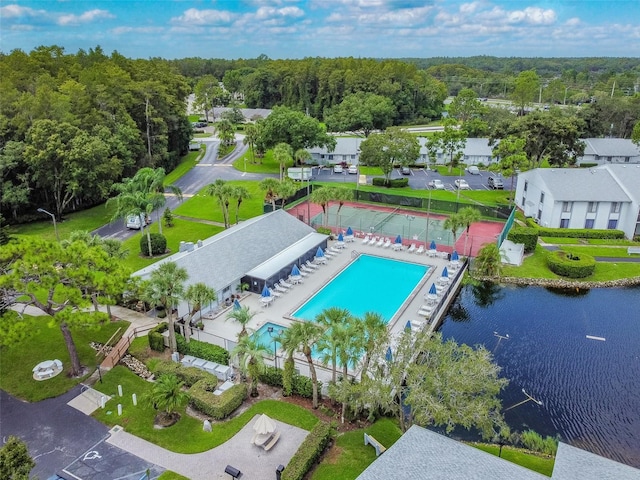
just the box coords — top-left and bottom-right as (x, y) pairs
(439, 283), (640, 468)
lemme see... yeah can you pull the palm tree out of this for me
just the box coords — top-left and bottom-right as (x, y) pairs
(278, 327), (297, 396)
(146, 374), (189, 424)
(358, 312), (389, 379)
(336, 321), (363, 423)
(205, 179), (234, 228)
(226, 305), (256, 337)
(294, 148), (312, 166)
(276, 180), (297, 210)
(243, 123), (260, 164)
(185, 282), (217, 326)
(273, 142), (293, 181)
(216, 118), (236, 146)
(144, 261), (188, 352)
(231, 184), (252, 225)
(334, 187), (354, 227)
(288, 321), (324, 408)
(443, 212), (464, 248)
(473, 243), (505, 278)
(310, 187), (333, 227)
(259, 178), (280, 212)
(132, 167), (183, 235)
(458, 207), (482, 256)
(232, 334), (269, 397)
(107, 189), (154, 257)
(315, 307), (350, 384)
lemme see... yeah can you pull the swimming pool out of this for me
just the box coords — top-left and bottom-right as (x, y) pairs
(251, 322), (287, 352)
(293, 254), (428, 323)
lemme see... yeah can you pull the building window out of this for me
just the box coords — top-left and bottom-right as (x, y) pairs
(521, 196), (526, 206)
(608, 219), (618, 229)
(585, 219), (594, 229)
(588, 202), (598, 213)
(611, 202), (620, 213)
(562, 201), (572, 212)
(559, 218), (569, 228)
(537, 209), (542, 220)
(328, 154), (334, 160)
(625, 158), (630, 163)
(524, 181), (528, 192)
(540, 192), (545, 203)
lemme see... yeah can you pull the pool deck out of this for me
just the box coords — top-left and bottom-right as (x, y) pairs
(199, 236), (465, 382)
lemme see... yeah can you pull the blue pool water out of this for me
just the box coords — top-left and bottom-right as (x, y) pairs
(252, 322), (287, 351)
(293, 254), (428, 322)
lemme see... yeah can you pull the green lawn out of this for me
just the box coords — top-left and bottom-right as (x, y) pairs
(120, 218), (224, 272)
(311, 418), (402, 480)
(232, 149), (281, 174)
(503, 245), (640, 282)
(164, 151), (203, 185)
(92, 366), (319, 453)
(471, 443), (555, 477)
(0, 315), (129, 402)
(173, 181), (266, 223)
(158, 472), (190, 480)
(560, 245), (633, 258)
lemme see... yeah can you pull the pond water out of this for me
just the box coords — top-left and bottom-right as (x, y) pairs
(439, 284), (640, 468)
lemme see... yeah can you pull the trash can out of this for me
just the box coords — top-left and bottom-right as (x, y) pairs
(276, 464), (285, 480)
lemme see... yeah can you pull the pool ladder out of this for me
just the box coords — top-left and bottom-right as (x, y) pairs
(351, 250), (360, 259)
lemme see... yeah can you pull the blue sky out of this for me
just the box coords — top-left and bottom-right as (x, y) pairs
(1, 1), (639, 59)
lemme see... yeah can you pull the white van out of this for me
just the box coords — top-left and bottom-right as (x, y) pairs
(466, 166), (480, 175)
(126, 214), (148, 230)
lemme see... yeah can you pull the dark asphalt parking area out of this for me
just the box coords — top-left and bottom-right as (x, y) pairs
(0, 387), (163, 480)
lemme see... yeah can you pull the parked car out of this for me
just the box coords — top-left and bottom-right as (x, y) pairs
(348, 165), (358, 174)
(333, 164), (343, 173)
(466, 166), (480, 175)
(454, 179), (471, 190)
(488, 176), (504, 189)
(427, 179), (444, 189)
(401, 166), (411, 175)
(126, 214), (151, 230)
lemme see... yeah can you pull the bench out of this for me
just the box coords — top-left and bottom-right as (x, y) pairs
(263, 431), (281, 451)
(628, 247), (640, 255)
(364, 433), (386, 456)
(224, 465), (241, 479)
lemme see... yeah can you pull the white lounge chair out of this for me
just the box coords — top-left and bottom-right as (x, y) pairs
(268, 288), (282, 298)
(376, 237), (385, 247)
(314, 256), (327, 265)
(383, 239), (391, 248)
(301, 264), (314, 274)
(280, 279), (292, 288)
(274, 284), (288, 293)
(407, 244), (416, 253)
(330, 246), (342, 253)
(417, 308), (432, 318)
(415, 245), (425, 254)
(305, 260), (319, 269)
(362, 235), (371, 245)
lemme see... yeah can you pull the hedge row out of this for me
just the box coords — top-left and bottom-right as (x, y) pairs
(372, 177), (409, 188)
(188, 378), (247, 420)
(547, 250), (596, 278)
(507, 227), (538, 253)
(148, 323), (168, 352)
(175, 334), (230, 365)
(150, 360), (216, 387)
(258, 366), (317, 399)
(281, 421), (333, 480)
(524, 219), (625, 239)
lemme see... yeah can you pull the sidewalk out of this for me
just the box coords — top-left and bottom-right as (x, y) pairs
(107, 416), (308, 480)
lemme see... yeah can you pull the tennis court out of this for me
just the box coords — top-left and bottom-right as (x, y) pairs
(288, 201), (505, 256)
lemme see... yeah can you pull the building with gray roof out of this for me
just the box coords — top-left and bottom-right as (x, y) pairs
(514, 164), (640, 239)
(133, 209), (327, 316)
(357, 425), (640, 480)
(578, 138), (640, 166)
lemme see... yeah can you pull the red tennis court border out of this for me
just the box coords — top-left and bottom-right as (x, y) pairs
(287, 201), (505, 257)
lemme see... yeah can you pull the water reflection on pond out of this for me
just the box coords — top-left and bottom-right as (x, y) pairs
(439, 283), (640, 468)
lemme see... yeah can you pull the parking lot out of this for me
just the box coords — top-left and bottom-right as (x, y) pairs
(311, 165), (511, 192)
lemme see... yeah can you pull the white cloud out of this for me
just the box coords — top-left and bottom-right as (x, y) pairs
(0, 4), (46, 18)
(506, 7), (556, 25)
(57, 9), (114, 26)
(170, 8), (235, 26)
(110, 26), (164, 36)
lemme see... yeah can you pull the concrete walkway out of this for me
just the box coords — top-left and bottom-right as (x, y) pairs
(107, 415), (308, 480)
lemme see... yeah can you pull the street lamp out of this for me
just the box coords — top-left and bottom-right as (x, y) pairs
(405, 214), (415, 239)
(37, 208), (59, 242)
(505, 388), (543, 411)
(425, 188), (432, 247)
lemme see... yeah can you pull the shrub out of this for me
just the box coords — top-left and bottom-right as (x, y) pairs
(372, 177), (409, 188)
(292, 376), (317, 399)
(148, 323), (168, 352)
(520, 430), (558, 456)
(507, 227), (538, 253)
(150, 360), (215, 387)
(315, 227), (332, 236)
(537, 227), (624, 239)
(140, 232), (167, 256)
(547, 250), (596, 278)
(175, 335), (230, 365)
(282, 421), (333, 480)
(163, 207), (174, 228)
(259, 366), (283, 388)
(188, 379), (247, 420)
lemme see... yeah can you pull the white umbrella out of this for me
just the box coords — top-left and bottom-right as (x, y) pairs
(253, 414), (276, 435)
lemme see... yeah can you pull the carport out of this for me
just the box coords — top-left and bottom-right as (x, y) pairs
(242, 233), (327, 293)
